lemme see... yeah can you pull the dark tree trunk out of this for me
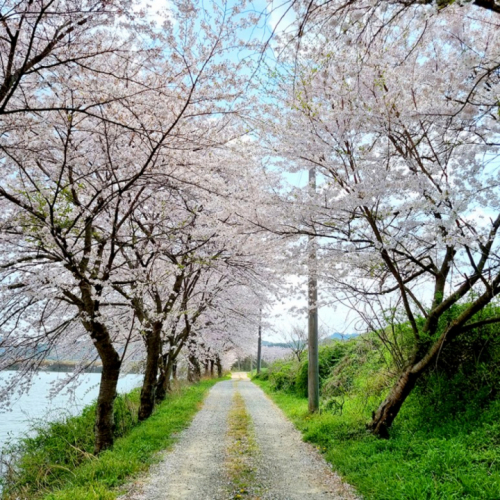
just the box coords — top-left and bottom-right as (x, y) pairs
(210, 359), (214, 377)
(94, 359), (121, 453)
(187, 365), (194, 382)
(91, 323), (122, 454)
(188, 354), (201, 383)
(172, 361), (177, 380)
(138, 322), (162, 421)
(216, 356), (223, 378)
(204, 360), (209, 377)
(80, 278), (122, 454)
(367, 367), (419, 438)
(368, 304), (489, 436)
(156, 352), (174, 402)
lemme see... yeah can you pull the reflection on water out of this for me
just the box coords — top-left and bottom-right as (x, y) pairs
(0, 371), (142, 452)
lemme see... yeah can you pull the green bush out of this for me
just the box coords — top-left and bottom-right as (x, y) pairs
(252, 368), (269, 381)
(267, 359), (299, 392)
(416, 304), (500, 416)
(265, 342), (353, 398)
(295, 342), (350, 397)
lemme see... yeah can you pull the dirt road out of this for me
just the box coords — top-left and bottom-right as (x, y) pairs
(120, 376), (357, 500)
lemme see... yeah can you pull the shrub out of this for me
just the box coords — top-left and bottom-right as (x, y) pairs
(268, 359), (299, 392)
(296, 342), (350, 398)
(252, 368), (269, 381)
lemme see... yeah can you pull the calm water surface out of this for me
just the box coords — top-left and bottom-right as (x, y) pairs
(0, 371), (142, 452)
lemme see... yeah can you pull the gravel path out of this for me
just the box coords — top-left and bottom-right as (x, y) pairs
(239, 380), (357, 500)
(120, 375), (357, 500)
(120, 380), (234, 500)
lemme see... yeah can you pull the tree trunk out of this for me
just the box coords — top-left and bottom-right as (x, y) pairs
(187, 364), (194, 382)
(216, 356), (223, 378)
(156, 352), (174, 402)
(369, 321), (461, 436)
(210, 359), (214, 377)
(367, 367), (418, 438)
(204, 360), (209, 377)
(156, 356), (167, 402)
(188, 354), (201, 383)
(172, 361), (177, 380)
(90, 323), (122, 454)
(138, 322), (162, 421)
(94, 359), (121, 453)
(368, 274), (500, 436)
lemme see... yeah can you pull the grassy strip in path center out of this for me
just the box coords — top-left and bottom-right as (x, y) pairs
(225, 385), (260, 500)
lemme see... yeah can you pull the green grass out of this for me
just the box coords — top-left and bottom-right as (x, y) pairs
(225, 390), (259, 499)
(1, 379), (220, 500)
(253, 378), (500, 500)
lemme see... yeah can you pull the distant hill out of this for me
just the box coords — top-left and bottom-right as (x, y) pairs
(328, 332), (359, 341)
(262, 333), (359, 349)
(262, 341), (291, 348)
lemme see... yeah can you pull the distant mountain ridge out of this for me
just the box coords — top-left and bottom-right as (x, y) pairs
(261, 341), (291, 348)
(328, 332), (359, 341)
(262, 332), (359, 348)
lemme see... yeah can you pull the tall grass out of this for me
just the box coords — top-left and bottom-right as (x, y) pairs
(1, 379), (220, 500)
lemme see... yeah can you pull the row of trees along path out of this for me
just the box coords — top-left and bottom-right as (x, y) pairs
(1, 0), (500, 464)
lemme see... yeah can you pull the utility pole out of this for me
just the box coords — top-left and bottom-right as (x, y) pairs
(257, 307), (262, 374)
(308, 167), (320, 413)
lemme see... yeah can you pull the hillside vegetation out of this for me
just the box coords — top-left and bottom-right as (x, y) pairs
(253, 304), (500, 499)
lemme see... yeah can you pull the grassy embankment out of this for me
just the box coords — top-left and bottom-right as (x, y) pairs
(1, 378), (221, 500)
(253, 325), (500, 500)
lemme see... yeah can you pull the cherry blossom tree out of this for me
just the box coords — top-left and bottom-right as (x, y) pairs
(261, 4), (500, 435)
(0, 0), (167, 150)
(0, 0), (265, 451)
(282, 0), (500, 49)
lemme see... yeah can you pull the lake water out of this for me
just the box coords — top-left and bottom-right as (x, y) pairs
(0, 371), (142, 452)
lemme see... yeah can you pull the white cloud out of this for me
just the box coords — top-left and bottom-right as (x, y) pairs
(266, 0), (297, 37)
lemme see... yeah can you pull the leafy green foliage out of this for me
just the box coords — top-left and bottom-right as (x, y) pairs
(295, 342), (348, 397)
(266, 358), (300, 392)
(252, 368), (269, 381)
(260, 342), (351, 397)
